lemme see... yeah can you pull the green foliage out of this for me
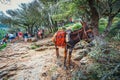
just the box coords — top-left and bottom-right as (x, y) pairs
(88, 44), (118, 62)
(72, 70), (88, 80)
(113, 17), (120, 24)
(61, 23), (82, 31)
(64, 23), (73, 27)
(109, 21), (120, 41)
(71, 23), (82, 31)
(52, 13), (68, 21)
(99, 17), (120, 33)
(30, 43), (39, 49)
(0, 44), (7, 51)
(99, 25), (105, 33)
(8, 27), (20, 33)
(112, 30), (120, 41)
(52, 2), (77, 21)
(31, 46), (37, 49)
(99, 18), (107, 25)
(99, 18), (107, 33)
(87, 40), (120, 79)
(0, 29), (7, 40)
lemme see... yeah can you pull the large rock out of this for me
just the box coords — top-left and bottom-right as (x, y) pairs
(79, 56), (94, 66)
(74, 49), (89, 61)
(75, 40), (92, 50)
(74, 55), (84, 61)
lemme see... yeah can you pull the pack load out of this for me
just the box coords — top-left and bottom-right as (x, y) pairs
(55, 30), (66, 47)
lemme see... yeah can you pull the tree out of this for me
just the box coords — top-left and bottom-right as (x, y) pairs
(73, 0), (120, 37)
(38, 0), (74, 32)
(0, 11), (13, 27)
(101, 0), (120, 37)
(5, 1), (42, 35)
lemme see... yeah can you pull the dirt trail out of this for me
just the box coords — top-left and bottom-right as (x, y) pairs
(0, 38), (80, 80)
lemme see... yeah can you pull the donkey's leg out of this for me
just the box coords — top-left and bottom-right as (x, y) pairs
(68, 48), (73, 69)
(55, 46), (59, 58)
(64, 47), (67, 70)
(55, 46), (62, 67)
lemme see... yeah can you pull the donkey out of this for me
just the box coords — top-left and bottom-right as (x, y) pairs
(52, 22), (94, 69)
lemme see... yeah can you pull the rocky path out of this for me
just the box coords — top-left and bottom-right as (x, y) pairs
(0, 38), (81, 80)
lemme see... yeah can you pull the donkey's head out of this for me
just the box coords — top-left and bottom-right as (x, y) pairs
(80, 21), (94, 42)
(80, 21), (89, 30)
(87, 29), (94, 42)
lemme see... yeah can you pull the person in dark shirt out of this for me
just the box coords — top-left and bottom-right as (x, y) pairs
(23, 32), (28, 42)
(41, 29), (44, 39)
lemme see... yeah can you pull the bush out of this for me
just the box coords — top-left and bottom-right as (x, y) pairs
(0, 29), (7, 40)
(87, 41), (120, 80)
(112, 30), (120, 41)
(65, 23), (82, 31)
(99, 18), (107, 33)
(71, 23), (82, 31)
(30, 43), (39, 49)
(99, 25), (105, 33)
(109, 21), (120, 41)
(0, 44), (7, 51)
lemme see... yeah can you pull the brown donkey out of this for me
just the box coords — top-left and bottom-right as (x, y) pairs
(52, 22), (94, 69)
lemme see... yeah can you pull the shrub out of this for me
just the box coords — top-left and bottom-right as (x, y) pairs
(87, 41), (120, 79)
(0, 44), (7, 51)
(0, 29), (7, 40)
(71, 23), (82, 31)
(109, 21), (120, 41)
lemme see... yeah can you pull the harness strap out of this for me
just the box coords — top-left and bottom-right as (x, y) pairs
(72, 29), (83, 35)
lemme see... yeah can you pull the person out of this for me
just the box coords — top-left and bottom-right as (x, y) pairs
(37, 29), (42, 39)
(8, 33), (15, 43)
(23, 32), (28, 42)
(1, 37), (7, 44)
(18, 31), (23, 41)
(5, 34), (9, 40)
(41, 29), (44, 39)
(15, 32), (19, 41)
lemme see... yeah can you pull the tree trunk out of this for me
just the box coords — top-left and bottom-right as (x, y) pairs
(48, 13), (53, 26)
(28, 26), (33, 35)
(48, 26), (53, 33)
(48, 28), (52, 33)
(28, 26), (31, 34)
(101, 16), (114, 38)
(88, 0), (107, 47)
(88, 0), (99, 36)
(30, 27), (33, 35)
(106, 16), (113, 32)
(54, 21), (58, 31)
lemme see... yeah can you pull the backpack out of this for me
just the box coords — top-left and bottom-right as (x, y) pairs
(55, 30), (66, 47)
